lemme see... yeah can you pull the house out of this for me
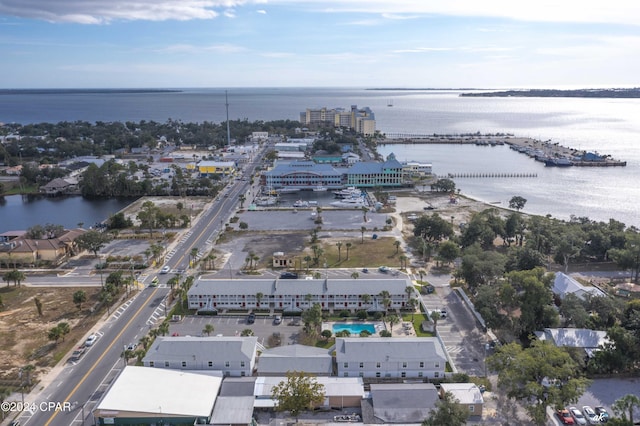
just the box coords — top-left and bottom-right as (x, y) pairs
(363, 383), (439, 424)
(535, 327), (609, 357)
(553, 272), (606, 300)
(0, 228), (86, 267)
(258, 344), (333, 376)
(254, 376), (365, 409)
(143, 336), (258, 376)
(93, 366), (222, 425)
(39, 177), (78, 195)
(439, 383), (484, 416)
(335, 337), (447, 379)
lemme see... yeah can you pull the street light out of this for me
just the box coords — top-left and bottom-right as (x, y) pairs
(484, 343), (490, 377)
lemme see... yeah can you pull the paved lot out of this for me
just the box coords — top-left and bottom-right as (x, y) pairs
(166, 314), (303, 347)
(236, 209), (388, 231)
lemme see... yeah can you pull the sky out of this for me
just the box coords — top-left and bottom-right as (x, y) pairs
(1, 0), (639, 89)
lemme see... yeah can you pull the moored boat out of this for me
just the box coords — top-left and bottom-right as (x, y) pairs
(544, 157), (573, 167)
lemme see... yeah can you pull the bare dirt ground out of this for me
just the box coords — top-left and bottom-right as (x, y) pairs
(0, 286), (102, 389)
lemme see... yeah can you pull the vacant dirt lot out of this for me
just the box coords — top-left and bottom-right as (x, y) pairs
(0, 285), (103, 389)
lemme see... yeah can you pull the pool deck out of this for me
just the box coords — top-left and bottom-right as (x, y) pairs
(322, 320), (416, 337)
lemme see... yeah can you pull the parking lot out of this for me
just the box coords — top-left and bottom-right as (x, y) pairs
(166, 314), (303, 347)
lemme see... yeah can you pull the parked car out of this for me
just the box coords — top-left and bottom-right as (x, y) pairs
(429, 309), (448, 319)
(570, 407), (587, 425)
(594, 407), (609, 423)
(247, 312), (256, 324)
(85, 334), (98, 347)
(557, 409), (575, 425)
(378, 266), (389, 273)
(273, 315), (282, 325)
(160, 265), (171, 274)
(280, 272), (298, 279)
(582, 406), (599, 425)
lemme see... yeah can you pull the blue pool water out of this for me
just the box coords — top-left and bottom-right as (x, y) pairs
(332, 323), (376, 334)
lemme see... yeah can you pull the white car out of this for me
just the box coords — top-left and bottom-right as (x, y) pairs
(160, 265), (171, 274)
(85, 334), (97, 347)
(581, 406), (599, 425)
(570, 406), (587, 425)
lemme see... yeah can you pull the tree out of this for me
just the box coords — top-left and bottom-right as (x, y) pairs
(73, 290), (87, 310)
(238, 194), (246, 208)
(302, 303), (323, 335)
(241, 328), (254, 336)
(336, 241), (343, 261)
(436, 240), (460, 266)
(413, 213), (454, 243)
(57, 322), (70, 341)
(351, 271), (359, 279)
(422, 391), (470, 426)
(612, 394), (640, 425)
(74, 230), (112, 258)
(430, 178), (456, 193)
(609, 230), (640, 283)
(202, 324), (215, 336)
(158, 321), (170, 336)
(508, 195), (527, 211)
(239, 221), (248, 230)
(271, 371), (325, 421)
(487, 340), (590, 426)
(360, 226), (366, 243)
(137, 200), (161, 238)
(343, 242), (352, 261)
(34, 297), (43, 317)
(430, 310), (441, 331)
(394, 240), (401, 254)
(387, 314), (400, 332)
(47, 326), (62, 344)
(255, 292), (264, 308)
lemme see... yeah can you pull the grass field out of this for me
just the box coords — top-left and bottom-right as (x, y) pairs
(304, 236), (406, 271)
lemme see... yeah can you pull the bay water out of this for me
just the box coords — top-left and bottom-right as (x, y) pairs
(1, 88), (639, 228)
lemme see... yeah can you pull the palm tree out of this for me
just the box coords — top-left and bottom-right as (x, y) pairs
(387, 314), (400, 332)
(418, 269), (426, 282)
(336, 241), (343, 261)
(399, 254), (408, 270)
(139, 335), (151, 350)
(361, 293), (372, 307)
(202, 324), (215, 336)
(251, 253), (260, 270)
(360, 226), (366, 243)
(304, 294), (313, 309)
(362, 206), (369, 222)
(304, 255), (312, 272)
(430, 310), (441, 332)
(158, 322), (170, 336)
(379, 290), (391, 315)
(405, 285), (414, 301)
(394, 240), (401, 254)
(239, 194), (246, 208)
(345, 242), (352, 260)
(57, 322), (70, 341)
(255, 292), (264, 308)
(407, 298), (418, 321)
(351, 272), (359, 279)
(190, 247), (199, 266)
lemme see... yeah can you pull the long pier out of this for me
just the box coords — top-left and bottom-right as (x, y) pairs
(447, 172), (537, 178)
(380, 133), (626, 167)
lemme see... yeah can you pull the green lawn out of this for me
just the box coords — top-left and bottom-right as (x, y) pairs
(306, 236), (406, 270)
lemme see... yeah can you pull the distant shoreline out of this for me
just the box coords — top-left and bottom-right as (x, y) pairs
(460, 88), (640, 98)
(0, 88), (182, 95)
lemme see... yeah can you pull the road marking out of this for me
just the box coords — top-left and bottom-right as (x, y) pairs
(43, 287), (159, 426)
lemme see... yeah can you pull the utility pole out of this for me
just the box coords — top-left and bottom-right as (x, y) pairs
(225, 90), (231, 148)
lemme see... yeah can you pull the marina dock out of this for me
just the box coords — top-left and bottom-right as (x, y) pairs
(381, 133), (626, 167)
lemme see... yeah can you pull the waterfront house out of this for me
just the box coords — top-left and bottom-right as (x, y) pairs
(39, 177), (78, 195)
(143, 336), (258, 377)
(335, 337), (447, 379)
(0, 228), (86, 267)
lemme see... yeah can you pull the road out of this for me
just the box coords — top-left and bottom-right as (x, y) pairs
(14, 145), (269, 426)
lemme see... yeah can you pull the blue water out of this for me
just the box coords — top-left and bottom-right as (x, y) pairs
(332, 323), (376, 334)
(2, 88), (640, 227)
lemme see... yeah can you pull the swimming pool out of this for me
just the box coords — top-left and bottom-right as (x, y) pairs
(332, 323), (376, 334)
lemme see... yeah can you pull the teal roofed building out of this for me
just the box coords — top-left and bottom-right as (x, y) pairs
(345, 153), (404, 187)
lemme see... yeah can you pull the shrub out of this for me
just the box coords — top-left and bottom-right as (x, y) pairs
(339, 310), (350, 318)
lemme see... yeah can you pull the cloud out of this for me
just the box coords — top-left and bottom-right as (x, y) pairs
(256, 9), (266, 14)
(0, 0), (261, 23)
(269, 0), (640, 26)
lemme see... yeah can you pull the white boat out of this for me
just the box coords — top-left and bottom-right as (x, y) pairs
(277, 187), (300, 193)
(293, 200), (309, 208)
(330, 197), (367, 208)
(312, 185), (328, 192)
(255, 196), (277, 206)
(333, 187), (362, 198)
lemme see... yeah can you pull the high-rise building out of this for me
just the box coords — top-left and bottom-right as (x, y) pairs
(300, 105), (376, 136)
